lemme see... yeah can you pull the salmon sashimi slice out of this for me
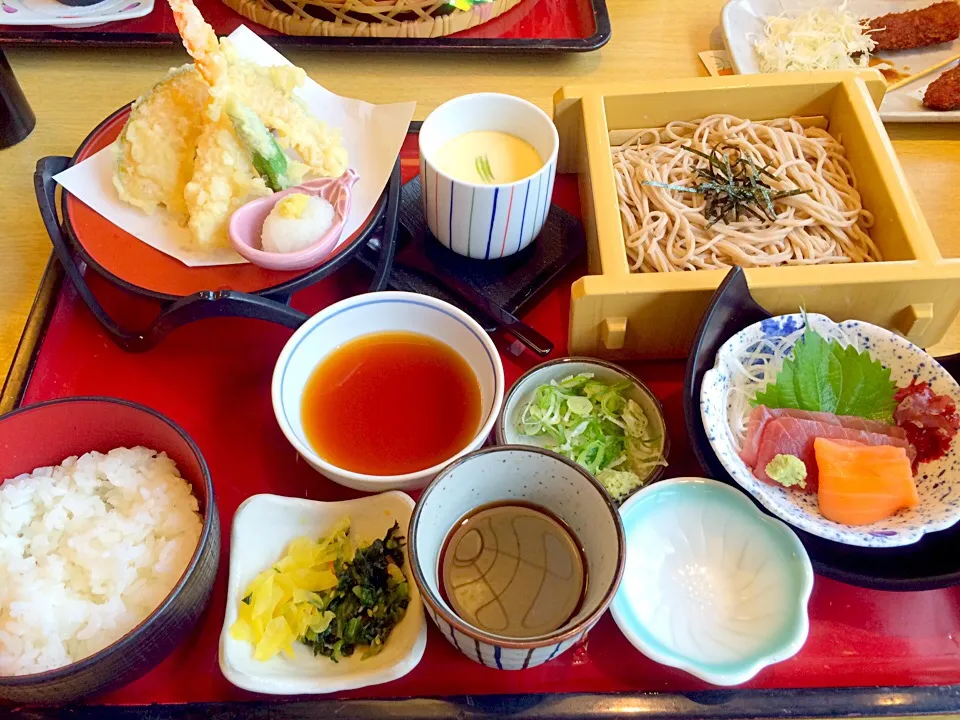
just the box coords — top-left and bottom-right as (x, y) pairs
(815, 438), (919, 526)
(740, 406), (906, 468)
(752, 417), (916, 492)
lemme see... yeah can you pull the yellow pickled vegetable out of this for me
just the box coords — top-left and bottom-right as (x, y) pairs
(230, 518), (348, 661)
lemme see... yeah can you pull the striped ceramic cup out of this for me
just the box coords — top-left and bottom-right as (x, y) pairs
(419, 93), (559, 260)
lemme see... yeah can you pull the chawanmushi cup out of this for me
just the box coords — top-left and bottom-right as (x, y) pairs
(418, 92), (559, 260)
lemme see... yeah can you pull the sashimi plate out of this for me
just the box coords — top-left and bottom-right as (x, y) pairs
(701, 313), (960, 548)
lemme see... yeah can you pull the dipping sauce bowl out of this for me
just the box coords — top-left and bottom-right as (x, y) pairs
(272, 292), (504, 492)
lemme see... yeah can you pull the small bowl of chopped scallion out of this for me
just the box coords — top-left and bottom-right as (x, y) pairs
(497, 358), (670, 504)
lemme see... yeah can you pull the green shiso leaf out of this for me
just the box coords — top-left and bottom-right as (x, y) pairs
(753, 322), (897, 422)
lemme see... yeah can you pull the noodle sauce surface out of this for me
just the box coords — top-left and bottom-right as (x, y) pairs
(440, 502), (587, 639)
(301, 332), (482, 475)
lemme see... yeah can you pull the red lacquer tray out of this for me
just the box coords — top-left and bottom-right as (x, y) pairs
(0, 0), (609, 50)
(5, 136), (960, 719)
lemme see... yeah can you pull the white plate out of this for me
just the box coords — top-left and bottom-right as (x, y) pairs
(0, 0), (152, 26)
(721, 0), (960, 122)
(218, 492), (427, 695)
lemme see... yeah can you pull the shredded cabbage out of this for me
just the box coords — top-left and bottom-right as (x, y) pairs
(517, 373), (666, 502)
(752, 3), (878, 73)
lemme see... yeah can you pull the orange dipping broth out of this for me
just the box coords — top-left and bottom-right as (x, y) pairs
(301, 332), (483, 476)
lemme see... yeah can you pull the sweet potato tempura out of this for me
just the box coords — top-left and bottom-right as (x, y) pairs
(924, 65), (960, 110)
(867, 1), (960, 50)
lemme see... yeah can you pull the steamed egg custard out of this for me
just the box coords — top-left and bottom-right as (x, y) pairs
(436, 131), (543, 184)
(113, 0), (347, 251)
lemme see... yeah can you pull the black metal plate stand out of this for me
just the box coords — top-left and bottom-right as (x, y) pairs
(34, 155), (400, 352)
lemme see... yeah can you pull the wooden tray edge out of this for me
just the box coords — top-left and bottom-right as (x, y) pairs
(1, 253), (62, 415)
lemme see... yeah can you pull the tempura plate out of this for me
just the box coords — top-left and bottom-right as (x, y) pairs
(721, 0), (960, 123)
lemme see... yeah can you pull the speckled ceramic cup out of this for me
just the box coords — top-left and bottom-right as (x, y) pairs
(408, 446), (625, 670)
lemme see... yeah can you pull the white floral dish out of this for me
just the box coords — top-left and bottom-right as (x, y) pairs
(701, 313), (960, 548)
(218, 492), (427, 695)
(0, 0), (152, 27)
(720, 0), (960, 123)
(610, 477), (813, 686)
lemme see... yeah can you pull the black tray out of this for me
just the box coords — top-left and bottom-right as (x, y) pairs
(684, 267), (960, 592)
(0, 0), (610, 51)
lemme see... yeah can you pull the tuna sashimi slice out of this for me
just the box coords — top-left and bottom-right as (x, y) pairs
(752, 417), (916, 492)
(740, 406), (905, 468)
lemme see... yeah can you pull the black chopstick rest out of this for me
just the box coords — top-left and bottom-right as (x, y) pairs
(0, 49), (36, 150)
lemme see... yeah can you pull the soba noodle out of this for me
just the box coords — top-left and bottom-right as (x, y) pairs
(611, 114), (882, 272)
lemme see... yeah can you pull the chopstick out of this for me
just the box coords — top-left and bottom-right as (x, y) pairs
(886, 51), (960, 92)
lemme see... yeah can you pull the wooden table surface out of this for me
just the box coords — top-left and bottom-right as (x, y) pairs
(1, 0), (959, 382)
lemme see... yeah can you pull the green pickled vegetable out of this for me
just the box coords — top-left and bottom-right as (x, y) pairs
(299, 523), (409, 663)
(516, 373), (666, 502)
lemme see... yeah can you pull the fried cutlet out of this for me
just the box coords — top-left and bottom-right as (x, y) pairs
(923, 65), (960, 110)
(867, 1), (960, 50)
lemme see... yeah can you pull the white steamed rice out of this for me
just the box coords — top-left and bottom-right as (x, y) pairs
(0, 447), (203, 676)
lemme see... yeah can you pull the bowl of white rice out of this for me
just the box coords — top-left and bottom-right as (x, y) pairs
(0, 397), (219, 703)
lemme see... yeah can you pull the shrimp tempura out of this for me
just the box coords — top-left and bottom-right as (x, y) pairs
(168, 0), (227, 89)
